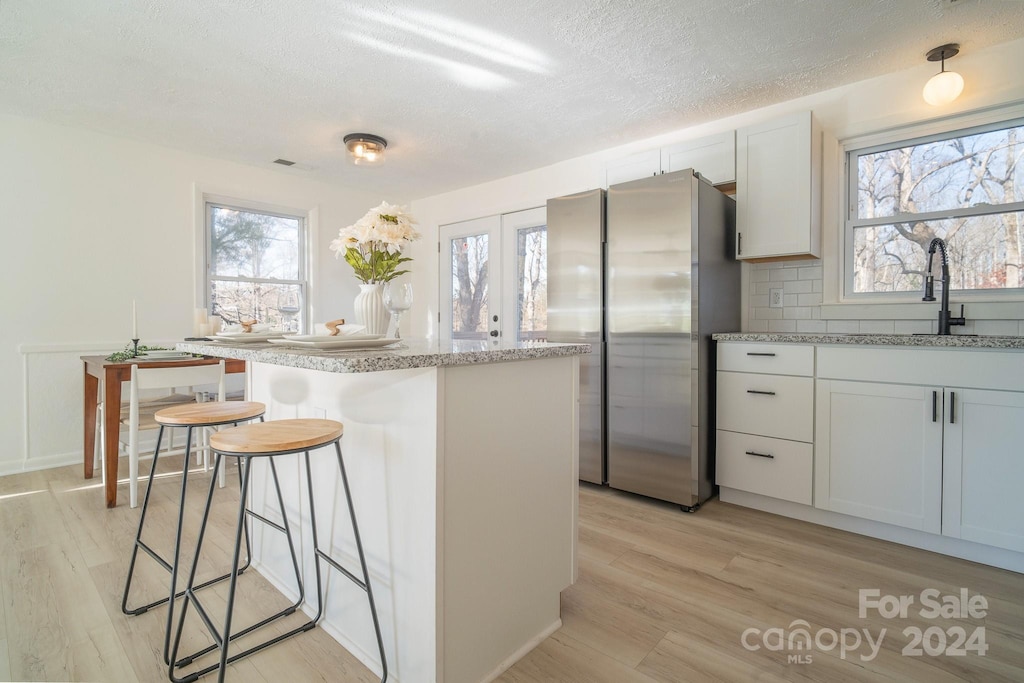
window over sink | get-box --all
[845,115,1024,300]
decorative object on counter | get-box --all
[383,282,414,339]
[922,43,963,106]
[193,307,223,337]
[331,201,421,336]
[240,319,258,333]
[325,318,346,336]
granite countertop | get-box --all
[712,332,1024,349]
[176,338,591,373]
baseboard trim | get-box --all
[479,618,562,683]
[719,487,1024,574]
[0,452,81,477]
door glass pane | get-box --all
[451,234,489,339]
[516,225,547,341]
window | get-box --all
[206,201,307,331]
[846,118,1024,299]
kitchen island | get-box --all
[176,338,589,683]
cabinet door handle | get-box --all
[746,390,776,396]
[932,391,937,423]
[738,232,743,256]
[949,391,956,424]
[745,450,774,459]
[746,352,776,357]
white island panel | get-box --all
[224,348,582,683]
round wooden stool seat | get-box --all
[210,418,344,456]
[155,401,266,427]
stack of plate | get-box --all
[268,334,398,350]
[211,330,287,343]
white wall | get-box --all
[409,37,1024,338]
[0,114,386,475]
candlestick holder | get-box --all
[132,338,140,357]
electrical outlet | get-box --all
[769,288,784,309]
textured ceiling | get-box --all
[2,0,1024,199]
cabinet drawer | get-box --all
[716,431,812,505]
[717,371,813,442]
[718,343,813,376]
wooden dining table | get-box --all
[81,354,247,508]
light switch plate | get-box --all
[770,288,784,308]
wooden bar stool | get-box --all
[169,418,387,683]
[121,400,267,666]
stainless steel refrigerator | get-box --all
[547,188,606,484]
[548,170,739,508]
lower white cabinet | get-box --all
[717,431,812,505]
[815,380,943,534]
[817,379,1024,553]
[943,388,1024,553]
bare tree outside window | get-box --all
[207,204,306,330]
[516,226,547,340]
[850,121,1023,295]
[451,234,489,338]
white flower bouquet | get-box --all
[330,201,421,283]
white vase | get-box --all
[354,283,391,335]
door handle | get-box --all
[745,450,774,459]
[489,330,499,337]
[949,391,955,424]
[746,352,776,357]
[746,390,776,396]
[932,391,937,423]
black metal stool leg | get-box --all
[169,453,224,683]
[334,441,388,683]
[122,425,167,616]
[215,454,253,683]
[161,425,193,663]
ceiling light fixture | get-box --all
[922,43,964,106]
[344,133,388,165]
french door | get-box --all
[439,207,547,342]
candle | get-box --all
[132,299,138,339]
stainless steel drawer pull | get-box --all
[746,390,776,396]
[745,450,774,459]
[746,352,776,357]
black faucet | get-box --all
[922,237,966,335]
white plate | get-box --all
[212,332,286,342]
[283,334,384,342]
[267,337,400,350]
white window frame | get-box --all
[195,190,315,333]
[822,102,1024,321]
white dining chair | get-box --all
[125,361,226,508]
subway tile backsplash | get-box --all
[746,259,1024,335]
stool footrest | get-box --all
[177,617,319,681]
[137,540,173,573]
[245,508,286,534]
[315,548,367,591]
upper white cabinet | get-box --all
[736,111,821,260]
[604,131,736,187]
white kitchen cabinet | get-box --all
[604,131,736,187]
[815,380,943,534]
[716,342,814,504]
[735,110,821,260]
[943,388,1024,553]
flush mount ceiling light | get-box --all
[343,133,387,165]
[922,43,964,106]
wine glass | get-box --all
[383,282,413,339]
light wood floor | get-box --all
[2,462,1022,682]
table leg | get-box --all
[84,367,98,479]
[104,368,122,508]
